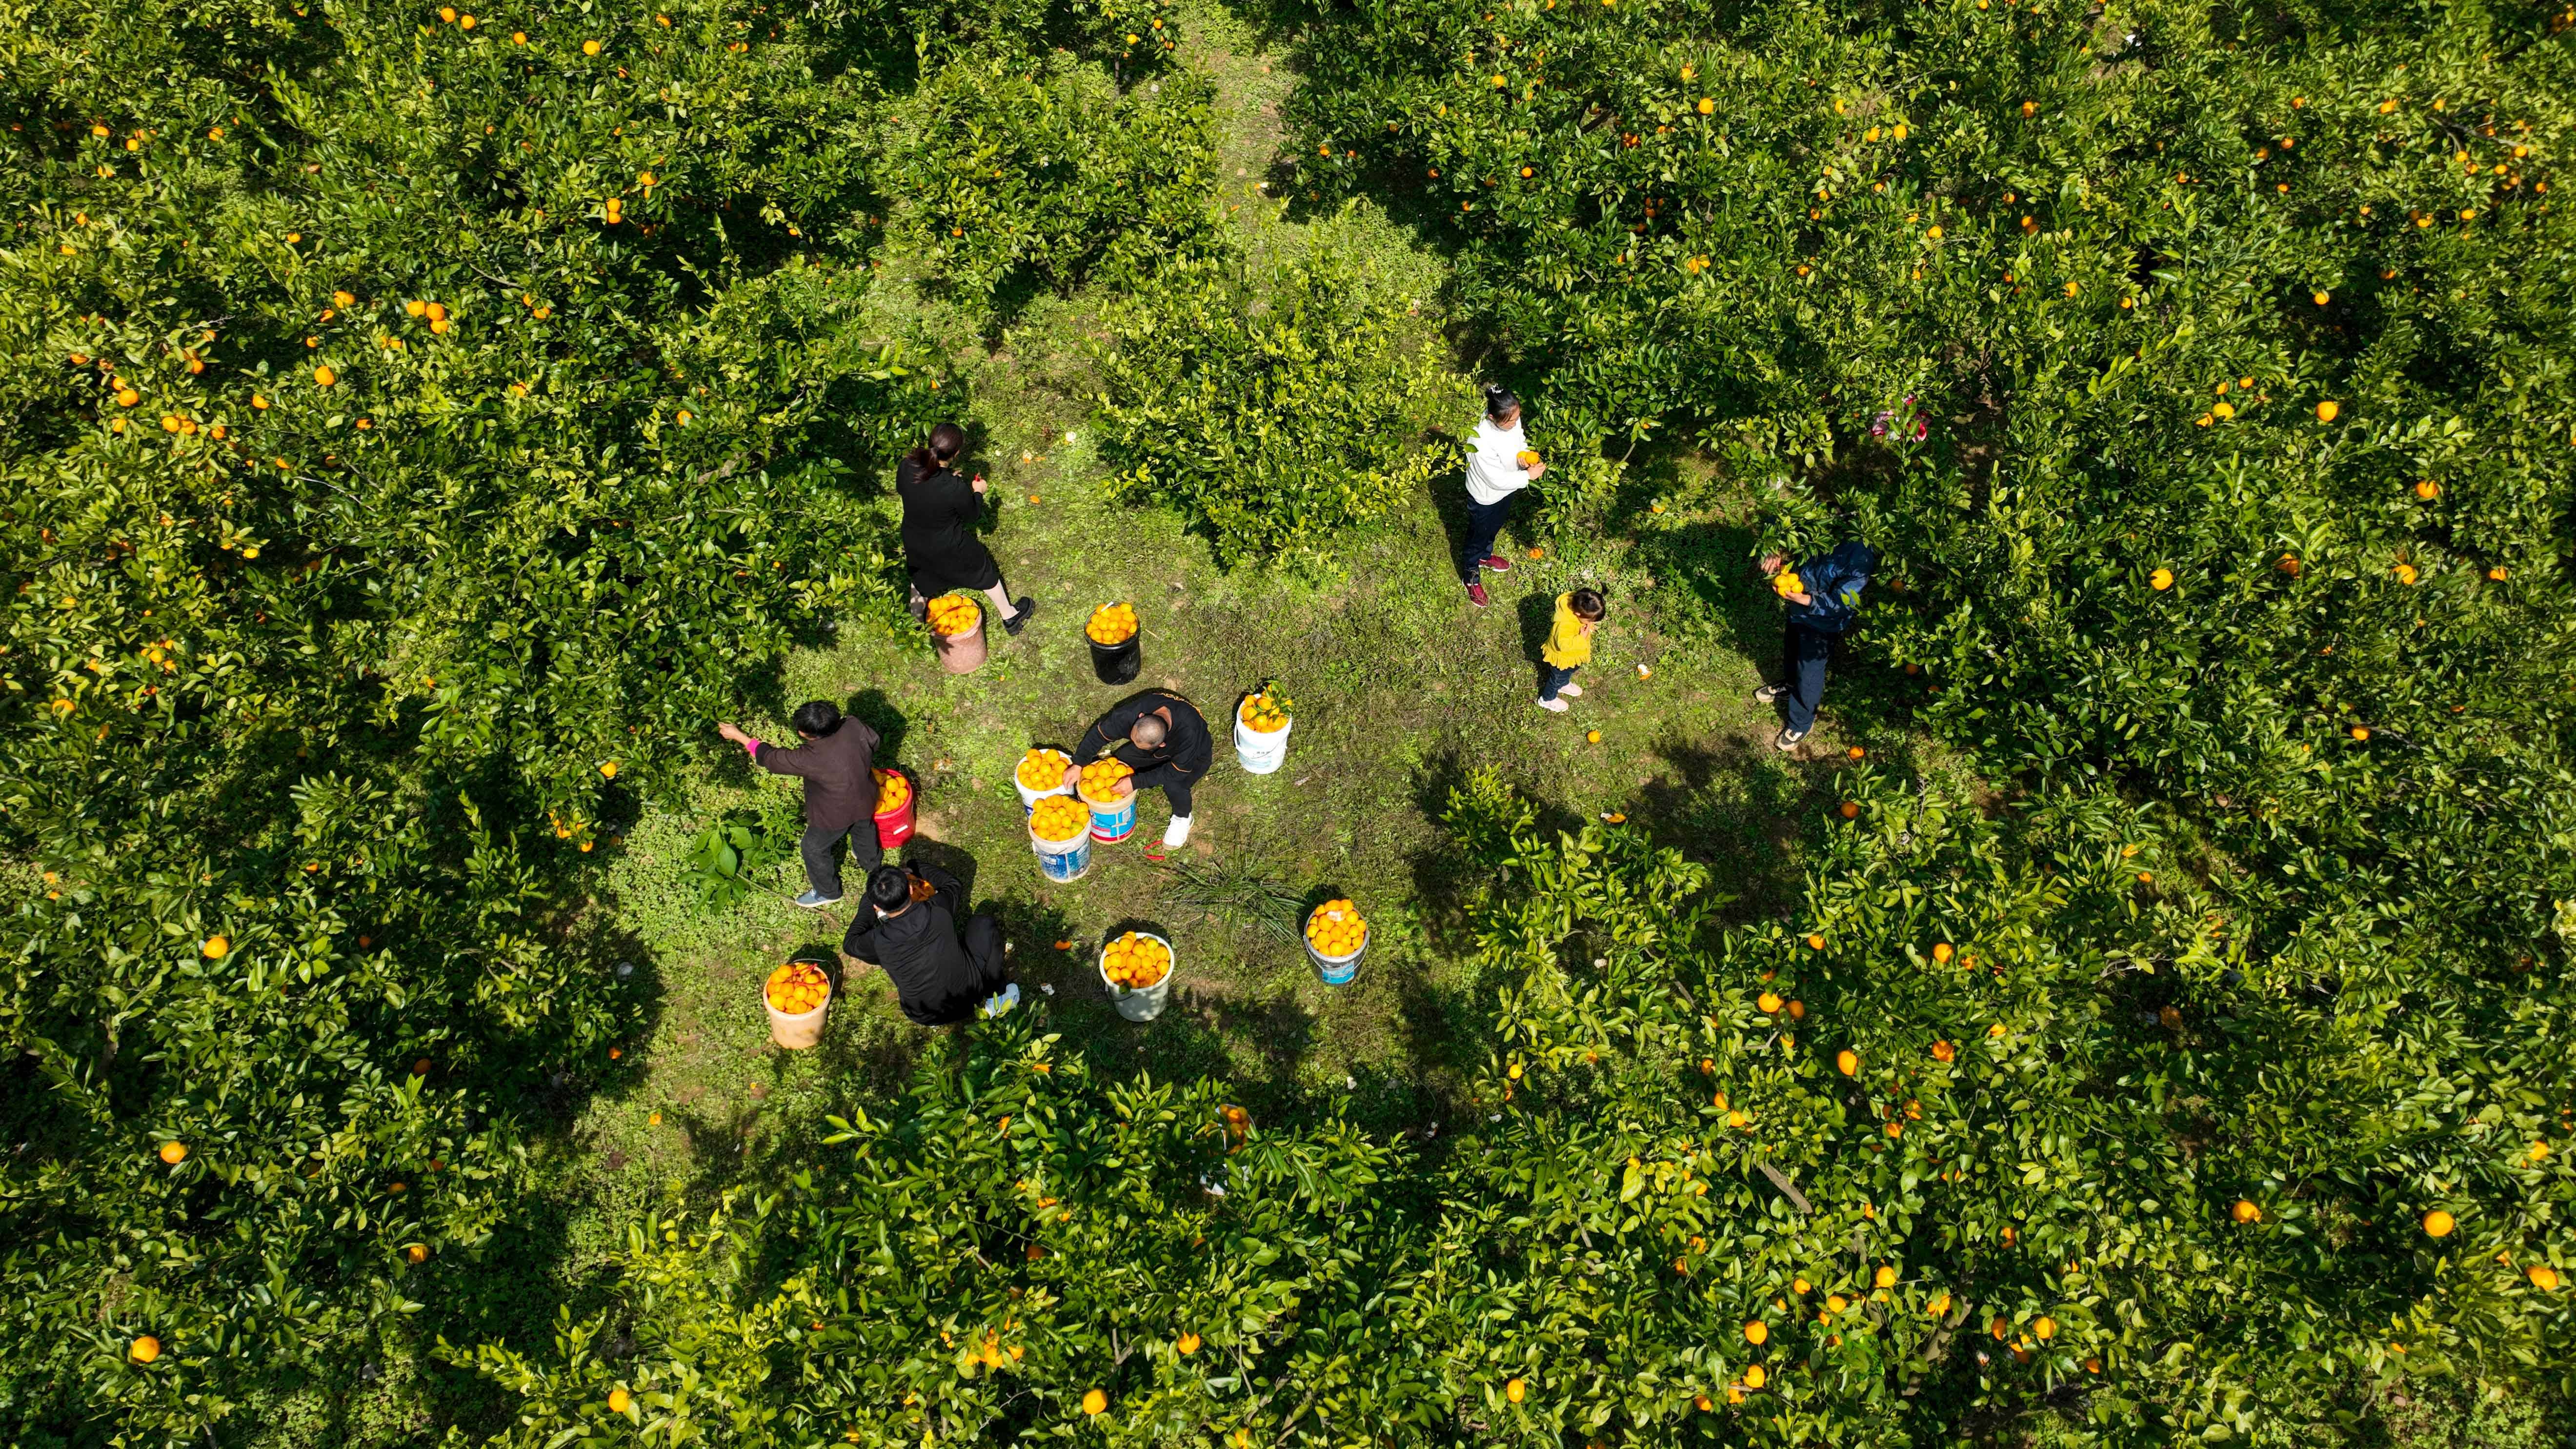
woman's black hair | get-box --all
[790,700,842,737]
[903,421,967,475]
[866,865,914,914]
[1569,587,1607,620]
[1482,382,1520,422]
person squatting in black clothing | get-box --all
[717,701,878,908]
[897,422,1036,635]
[1066,689,1210,858]
[842,863,1017,1026]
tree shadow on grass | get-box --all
[1629,730,1842,925]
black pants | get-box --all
[1782,621,1834,733]
[1130,762,1198,820]
[800,820,882,902]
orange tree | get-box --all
[1411,769,2573,1443]
[0,0,1208,1436]
[876,53,1224,324]
[1092,235,1472,567]
[1284,0,2576,943]
[452,1012,1445,1444]
[1288,2,2576,1429]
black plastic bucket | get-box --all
[1088,633,1141,685]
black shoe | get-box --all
[1002,598,1036,636]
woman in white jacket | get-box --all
[1460,383,1546,608]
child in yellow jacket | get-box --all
[1537,588,1605,713]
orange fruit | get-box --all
[608,1388,631,1413]
[2422,1209,2455,1238]
[1081,1388,1107,1414]
[201,934,230,959]
[2233,1199,2261,1223]
[313,365,335,387]
[2315,401,2339,422]
[2529,1265,2559,1291]
[1757,991,1782,1014]
[1504,1378,1526,1403]
[130,1335,161,1363]
[1931,1039,1954,1062]
[1742,1320,1767,1344]
[1176,1332,1201,1354]
[159,1141,187,1165]
[1835,1048,1859,1075]
[2150,567,2174,590]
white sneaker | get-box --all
[1538,697,1570,713]
[978,983,1021,1018]
[1754,684,1786,704]
[1558,684,1582,697]
[1163,814,1194,848]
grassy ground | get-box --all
[557,0,1888,1225]
[385,10,1906,1434]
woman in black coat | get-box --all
[898,422,1034,635]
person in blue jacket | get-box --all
[1756,541,1878,751]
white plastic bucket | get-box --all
[1100,931,1175,1023]
[1030,820,1092,883]
[1302,905,1366,986]
[1015,750,1073,813]
[1305,932,1365,986]
[1235,712,1292,775]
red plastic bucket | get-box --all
[873,768,916,849]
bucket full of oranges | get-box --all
[1235,686,1293,775]
[1099,930,1175,1022]
[1014,747,1073,813]
[1028,795,1093,882]
[764,957,834,1048]
[1078,758,1137,843]
[872,767,915,848]
[1085,603,1140,684]
[926,593,986,673]
[1303,900,1368,986]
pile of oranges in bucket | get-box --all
[1031,796,1088,841]
[765,960,830,1014]
[1102,931,1171,988]
[1016,747,1069,791]
[1306,900,1367,956]
[1086,603,1138,644]
[1078,758,1132,802]
[873,768,909,812]
[1239,687,1291,733]
[927,594,981,636]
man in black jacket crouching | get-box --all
[842,863,1015,1026]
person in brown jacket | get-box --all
[717,700,880,907]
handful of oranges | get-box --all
[873,768,910,813]
[926,594,980,636]
[1240,687,1291,733]
[765,960,830,1015]
[1772,570,1806,598]
[1016,747,1070,791]
[1086,602,1138,644]
[1515,449,1541,468]
[1306,900,1367,957]
[1101,931,1171,988]
[1077,758,1132,803]
[1030,795,1089,841]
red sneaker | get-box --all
[1466,582,1490,608]
[1481,554,1513,573]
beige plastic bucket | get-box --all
[765,967,833,1049]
